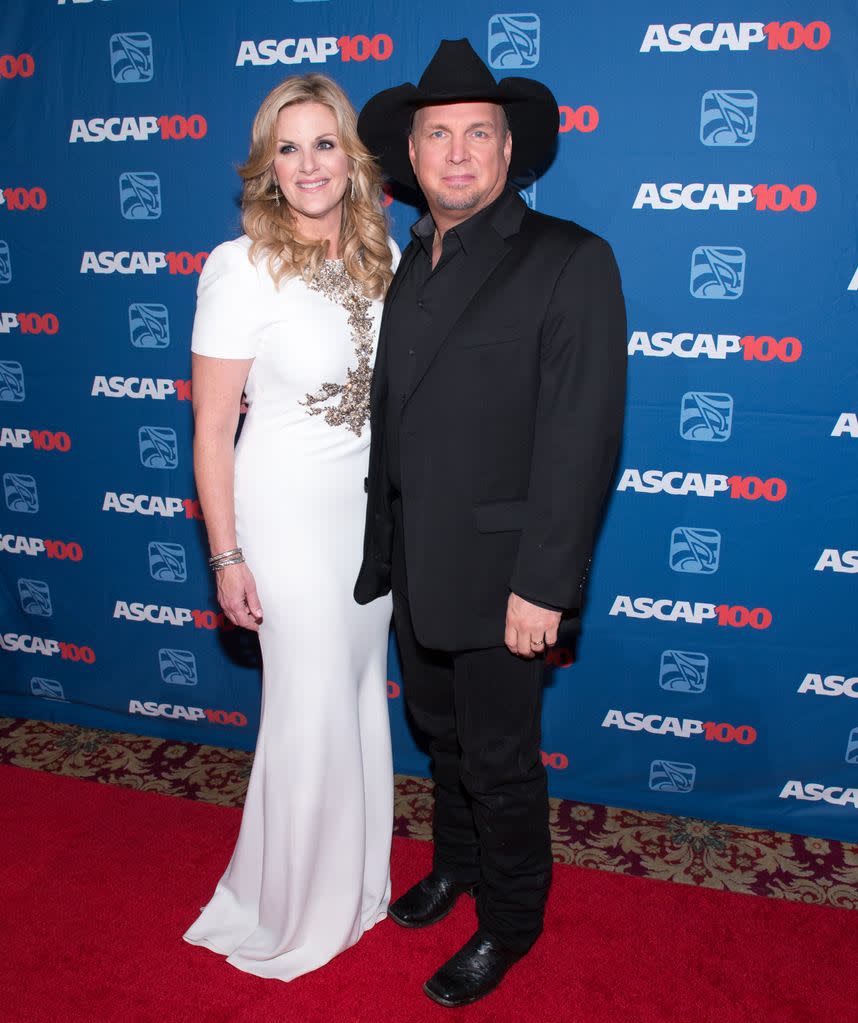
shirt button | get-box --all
[417,300,426,310]
[408,349,415,357]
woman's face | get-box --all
[272,101,351,237]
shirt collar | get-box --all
[410,185,519,256]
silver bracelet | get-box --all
[208,547,241,566]
[212,555,245,572]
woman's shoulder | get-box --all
[204,234,255,271]
[199,235,269,292]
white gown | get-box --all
[183,235,397,981]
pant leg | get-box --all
[453,646,552,952]
[392,590,480,883]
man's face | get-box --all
[408,102,512,222]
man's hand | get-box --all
[505,593,562,658]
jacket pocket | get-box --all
[473,498,527,533]
[459,333,521,350]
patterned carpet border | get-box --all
[2,716,856,909]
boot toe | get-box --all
[423,929,523,1008]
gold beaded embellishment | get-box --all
[298,261,374,437]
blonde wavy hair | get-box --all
[239,74,393,299]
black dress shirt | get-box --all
[385,188,512,493]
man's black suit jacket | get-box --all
[355,189,627,652]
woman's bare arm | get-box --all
[192,351,263,629]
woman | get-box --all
[183,74,398,981]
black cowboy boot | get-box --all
[423,928,524,1007]
[388,872,478,928]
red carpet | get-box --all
[2,764,855,1023]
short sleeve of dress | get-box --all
[388,236,402,273]
[191,239,264,360]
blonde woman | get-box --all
[183,74,398,981]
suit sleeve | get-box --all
[510,235,627,611]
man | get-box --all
[356,39,626,1007]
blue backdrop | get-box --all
[1,1,857,841]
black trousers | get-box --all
[393,588,552,952]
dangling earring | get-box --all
[273,181,281,207]
[350,177,356,202]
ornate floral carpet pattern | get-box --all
[3,715,856,909]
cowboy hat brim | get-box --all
[358,76,559,187]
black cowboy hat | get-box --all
[357,38,558,187]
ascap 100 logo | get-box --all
[0,54,35,79]
[832,412,858,437]
[129,699,248,726]
[618,470,787,503]
[114,600,234,631]
[628,329,802,362]
[641,22,830,53]
[0,313,60,336]
[91,376,190,400]
[798,672,858,699]
[0,632,96,662]
[558,105,598,134]
[70,115,207,144]
[1,427,71,452]
[1,187,47,211]
[103,492,202,519]
[610,596,773,630]
[81,250,208,275]
[814,549,858,574]
[603,709,756,745]
[236,33,393,66]
[2,535,83,560]
[540,751,568,770]
[634,182,816,213]
[780,781,858,809]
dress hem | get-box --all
[181,902,390,983]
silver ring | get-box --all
[532,638,544,646]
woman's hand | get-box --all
[216,562,264,632]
